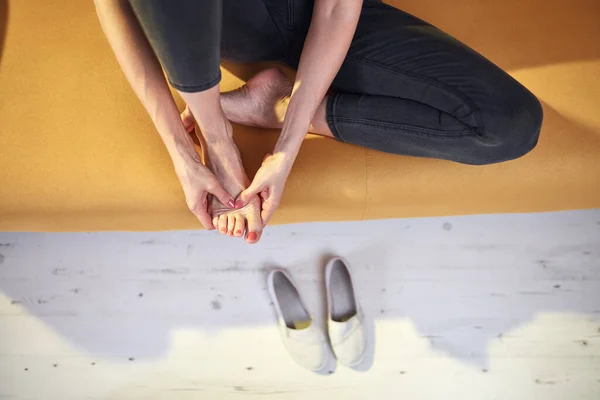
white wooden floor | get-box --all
[0,210,599,399]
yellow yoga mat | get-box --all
[0,0,599,231]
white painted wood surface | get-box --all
[0,210,599,399]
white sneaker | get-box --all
[267,269,328,371]
[325,257,366,367]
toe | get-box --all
[234,216,245,237]
[227,214,236,236]
[245,210,263,244]
[212,216,218,230]
[218,214,228,234]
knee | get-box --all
[471,92,543,165]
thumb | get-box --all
[207,181,236,209]
[239,180,264,205]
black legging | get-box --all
[129,0,543,165]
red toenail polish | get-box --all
[235,230,242,235]
[247,232,257,241]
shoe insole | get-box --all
[273,272,311,330]
[330,261,357,323]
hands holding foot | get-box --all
[238,152,294,227]
[179,68,302,244]
[180,107,269,244]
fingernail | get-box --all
[247,232,257,241]
[227,200,235,208]
[234,199,244,209]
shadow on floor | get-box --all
[0,209,599,372]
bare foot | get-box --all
[181,67,333,137]
[182,68,292,132]
[222,68,293,129]
[210,197,263,244]
[197,121,263,244]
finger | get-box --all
[234,197,245,209]
[260,196,279,226]
[233,215,245,237]
[239,180,264,205]
[227,214,236,236]
[181,106,195,132]
[193,205,215,230]
[218,214,228,234]
[260,187,270,201]
[207,181,236,209]
[261,209,275,227]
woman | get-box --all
[94,0,543,244]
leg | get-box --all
[182,0,301,134]
[172,0,331,136]
[242,0,543,165]
[128,0,222,92]
[193,66,332,137]
[321,1,543,165]
[129,0,263,242]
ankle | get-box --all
[196,112,233,144]
[178,86,233,142]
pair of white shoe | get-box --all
[267,257,366,371]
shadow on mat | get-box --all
[0,0,8,66]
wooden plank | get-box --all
[0,210,599,399]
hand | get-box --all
[175,157,236,230]
[239,152,294,226]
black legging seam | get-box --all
[333,116,477,139]
[258,0,294,62]
[345,54,485,134]
[326,93,344,141]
